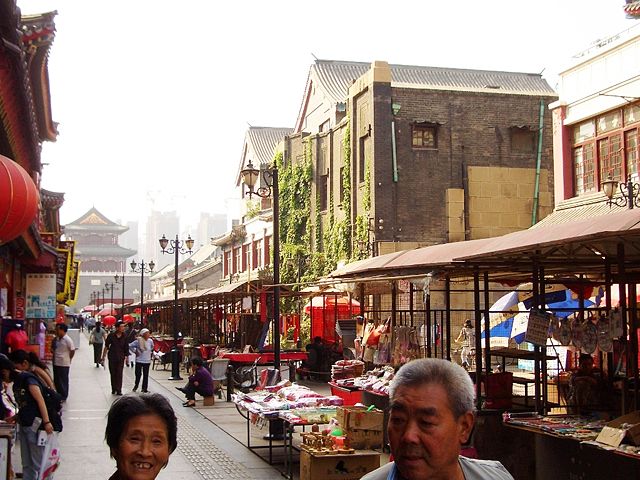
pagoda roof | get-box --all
[75,245,137,258]
[40,189,64,209]
[65,207,128,233]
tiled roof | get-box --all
[247,127,293,166]
[65,207,126,231]
[533,191,627,228]
[310,59,556,104]
[74,245,136,257]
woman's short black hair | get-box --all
[105,393,178,457]
[56,323,68,332]
[190,357,203,368]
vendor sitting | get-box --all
[305,336,329,380]
[176,357,214,407]
[567,353,606,414]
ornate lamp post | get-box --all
[602,174,640,209]
[130,259,155,327]
[158,234,194,380]
[104,282,116,315]
[114,272,125,319]
[240,159,281,370]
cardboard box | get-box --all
[299,449,380,480]
[336,406,384,449]
[337,406,384,431]
[596,411,640,447]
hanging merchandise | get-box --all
[581,321,597,354]
[609,308,623,338]
[557,319,572,346]
[596,317,613,353]
[571,318,584,349]
[374,333,391,365]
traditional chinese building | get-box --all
[64,207,136,273]
[0,5,69,328]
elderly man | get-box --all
[101,320,129,395]
[362,358,513,480]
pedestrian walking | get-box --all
[102,321,129,395]
[0,355,59,480]
[130,328,153,393]
[89,321,107,367]
[52,323,75,401]
[125,322,138,368]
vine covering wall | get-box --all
[277,123,371,286]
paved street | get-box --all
[47,333,283,479]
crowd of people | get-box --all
[0,319,183,480]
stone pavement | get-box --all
[51,333,283,480]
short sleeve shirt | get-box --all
[5,330,28,351]
[53,334,75,367]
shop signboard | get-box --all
[26,274,56,319]
[525,309,550,346]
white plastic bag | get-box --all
[38,432,60,480]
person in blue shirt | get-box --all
[130,328,154,393]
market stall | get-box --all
[232,382,383,479]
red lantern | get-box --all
[0,155,39,244]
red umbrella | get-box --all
[81,305,98,313]
[98,307,117,316]
[102,315,117,327]
[123,314,135,324]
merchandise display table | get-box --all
[220,351,307,365]
[503,413,640,479]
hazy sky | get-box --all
[19,0,635,231]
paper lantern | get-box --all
[0,155,39,244]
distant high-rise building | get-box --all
[196,212,227,247]
[118,220,139,263]
[145,210,179,271]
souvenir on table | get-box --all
[581,321,597,354]
[596,318,613,353]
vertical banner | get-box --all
[26,274,56,319]
[66,260,80,305]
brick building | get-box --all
[280,60,558,269]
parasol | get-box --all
[97,307,118,317]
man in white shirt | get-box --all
[53,323,75,400]
[361,358,513,480]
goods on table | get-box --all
[331,360,364,380]
[332,366,395,396]
[300,431,354,455]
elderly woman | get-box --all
[106,393,177,480]
[130,328,154,393]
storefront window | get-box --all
[573,121,595,143]
[597,111,622,134]
[625,129,639,177]
[574,144,595,194]
[598,134,623,181]
[624,104,640,125]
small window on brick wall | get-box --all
[412,123,437,149]
[319,175,328,211]
[510,127,536,154]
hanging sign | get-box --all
[525,309,551,346]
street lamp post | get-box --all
[240,159,281,370]
[159,234,194,381]
[105,282,116,315]
[114,272,125,320]
[602,174,640,209]
[130,259,155,327]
